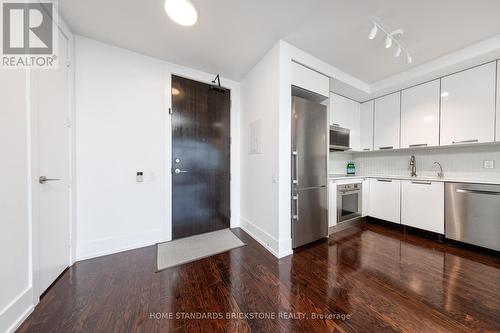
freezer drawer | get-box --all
[445,182,500,251]
[292,186,328,248]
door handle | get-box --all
[292,151,298,185]
[39,176,61,184]
[456,189,500,196]
[292,194,299,222]
[174,168,188,174]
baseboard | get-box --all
[240,217,284,258]
[77,228,167,261]
[0,287,34,333]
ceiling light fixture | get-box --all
[368,20,412,65]
[394,45,402,57]
[368,23,378,40]
[164,0,198,26]
[385,35,392,49]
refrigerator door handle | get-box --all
[292,194,299,221]
[292,151,298,185]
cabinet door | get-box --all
[497,61,500,142]
[401,181,444,234]
[401,80,440,148]
[440,62,496,145]
[362,178,370,216]
[374,92,401,150]
[368,179,400,223]
[330,93,361,150]
[360,101,374,151]
[291,62,329,97]
[328,180,337,227]
[330,93,353,128]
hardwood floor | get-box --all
[18,223,500,332]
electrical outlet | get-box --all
[483,160,495,169]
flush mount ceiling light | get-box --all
[368,20,412,65]
[164,0,198,26]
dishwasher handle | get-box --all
[456,189,500,196]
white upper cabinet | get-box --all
[330,93,361,150]
[291,62,329,97]
[374,92,401,150]
[440,62,496,146]
[360,100,374,151]
[401,80,440,148]
[401,181,444,234]
[497,61,500,142]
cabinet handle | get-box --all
[377,179,393,182]
[363,148,371,151]
[409,143,428,148]
[331,123,340,127]
[379,146,393,150]
[452,139,478,144]
[411,181,432,185]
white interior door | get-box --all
[35,30,71,294]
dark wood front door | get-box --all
[171,75,230,239]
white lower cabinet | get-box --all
[401,180,444,234]
[368,178,400,223]
[362,178,370,216]
[328,180,337,227]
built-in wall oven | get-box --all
[337,182,362,223]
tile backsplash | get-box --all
[350,144,500,181]
[329,152,353,175]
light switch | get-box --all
[136,171,144,182]
[484,160,495,169]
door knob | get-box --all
[39,176,61,184]
[174,168,188,174]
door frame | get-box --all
[164,72,240,241]
[29,19,75,303]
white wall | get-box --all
[240,43,281,255]
[0,71,34,332]
[75,36,240,260]
[354,144,500,181]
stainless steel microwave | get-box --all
[329,125,350,151]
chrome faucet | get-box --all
[409,155,417,177]
[432,161,444,178]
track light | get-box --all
[368,23,378,40]
[394,46,402,57]
[368,20,412,65]
[385,35,392,48]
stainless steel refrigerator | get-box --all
[291,92,328,248]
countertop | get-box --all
[328,174,500,186]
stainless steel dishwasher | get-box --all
[445,182,500,251]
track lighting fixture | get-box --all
[368,20,412,65]
[385,35,392,49]
[394,46,402,57]
[368,23,378,40]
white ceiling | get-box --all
[60,0,500,86]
